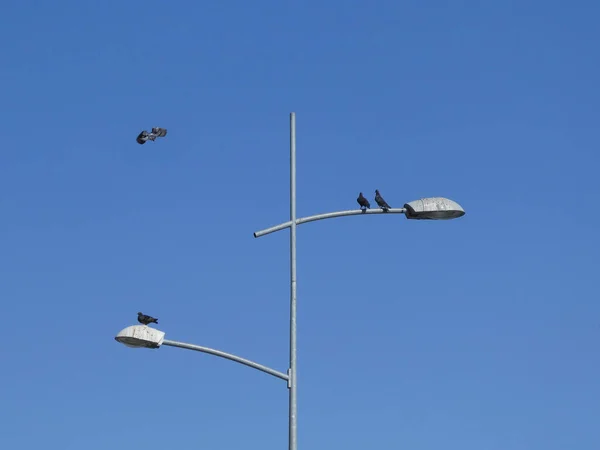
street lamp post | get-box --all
[114,324,289,381]
[115,112,466,450]
[288,113,298,450]
[253,114,465,450]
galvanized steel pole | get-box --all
[161,339,289,381]
[289,112,298,450]
[253,208,408,238]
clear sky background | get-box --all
[1,1,598,449]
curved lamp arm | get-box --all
[162,339,289,383]
[254,208,407,238]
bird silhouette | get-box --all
[375,189,391,212]
[136,127,168,144]
[137,312,158,326]
[357,192,371,212]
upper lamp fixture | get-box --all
[403,197,465,220]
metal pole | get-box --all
[253,208,408,238]
[161,339,289,382]
[289,112,298,450]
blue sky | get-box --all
[1,1,599,449]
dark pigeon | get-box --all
[357,192,371,211]
[136,127,168,145]
[138,312,158,325]
[375,189,391,212]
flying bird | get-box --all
[357,192,371,211]
[375,189,391,212]
[136,127,168,145]
[137,312,158,325]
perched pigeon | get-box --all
[357,192,371,211]
[136,127,168,145]
[137,312,158,325]
[375,189,391,212]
